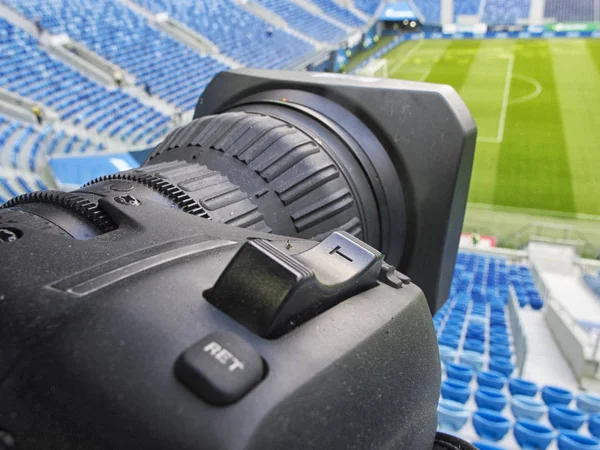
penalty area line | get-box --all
[496,54,514,143]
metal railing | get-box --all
[508,284,528,377]
[529,262,600,381]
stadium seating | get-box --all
[454,0,482,18]
[434,252,600,448]
[130,0,315,69]
[482,0,531,25]
[0,172,48,203]
[0,19,169,143]
[0,113,104,172]
[1,0,230,111]
[583,273,600,298]
[253,0,347,42]
[411,0,441,24]
[544,0,597,23]
[308,0,366,27]
[354,0,384,15]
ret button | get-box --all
[174,332,264,405]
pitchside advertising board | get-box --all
[388,20,600,40]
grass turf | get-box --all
[380,38,600,217]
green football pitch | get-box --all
[380,38,600,218]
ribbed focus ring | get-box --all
[2,190,117,233]
[144,112,364,240]
[84,166,210,219]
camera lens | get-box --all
[138,95,406,266]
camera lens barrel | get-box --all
[142,107,389,253]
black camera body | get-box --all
[0,70,476,449]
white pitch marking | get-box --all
[388,40,424,74]
[495,54,515,144]
[509,74,543,105]
[418,68,432,82]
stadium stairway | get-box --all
[128,0,317,69]
[117,0,243,70]
[1,0,232,111]
[0,19,172,146]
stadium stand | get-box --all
[411,0,441,24]
[354,0,384,15]
[544,0,599,23]
[0,113,103,172]
[130,0,315,69]
[309,0,366,27]
[0,18,170,144]
[434,252,600,448]
[0,0,230,111]
[0,173,48,203]
[253,0,348,42]
[454,0,482,18]
[482,0,531,25]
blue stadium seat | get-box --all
[454,0,482,19]
[482,0,530,25]
[437,399,470,432]
[309,0,366,27]
[354,0,384,15]
[0,113,106,172]
[1,0,230,109]
[411,0,441,24]
[545,0,596,22]
[254,0,347,42]
[0,176,19,198]
[513,420,556,450]
[129,0,314,69]
[0,19,169,140]
[0,173,47,200]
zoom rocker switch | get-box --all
[205,232,386,338]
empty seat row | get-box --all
[1,0,229,109]
[482,0,531,25]
[454,0,481,18]
[309,0,366,27]
[544,0,599,23]
[254,0,347,42]
[0,173,48,204]
[0,19,169,143]
[0,113,105,173]
[411,0,441,24]
[354,0,384,15]
[131,0,315,69]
